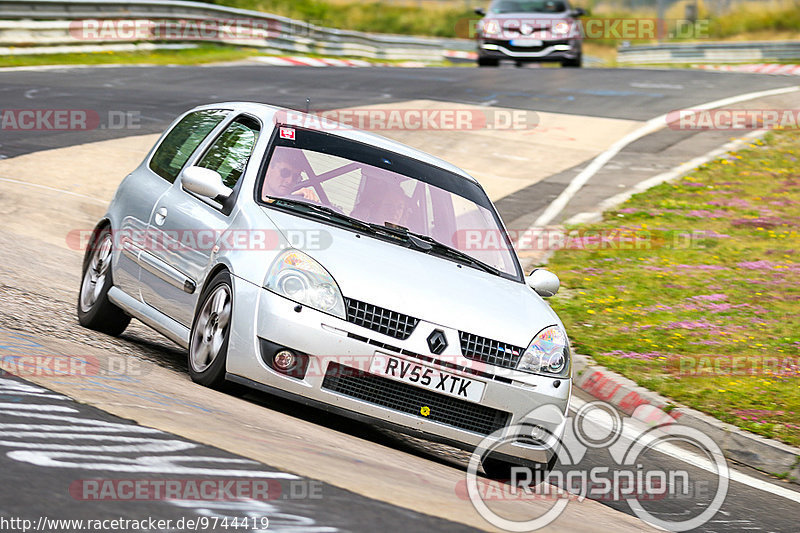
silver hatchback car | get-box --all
[475,0,585,67]
[78,102,571,477]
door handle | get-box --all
[154,206,168,226]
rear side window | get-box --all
[196,115,261,189]
[149,109,228,183]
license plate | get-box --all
[510,39,543,47]
[370,353,485,403]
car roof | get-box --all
[192,101,480,185]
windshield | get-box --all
[258,132,520,279]
[489,0,568,14]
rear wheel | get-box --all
[477,56,500,67]
[188,271,233,389]
[77,226,130,336]
[561,55,582,67]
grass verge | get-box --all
[0,45,261,68]
[203,0,474,37]
[547,129,800,446]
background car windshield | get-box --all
[489,0,567,14]
[261,145,518,276]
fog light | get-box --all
[530,425,548,441]
[274,350,296,370]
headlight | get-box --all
[482,20,501,36]
[517,325,571,378]
[551,21,570,35]
[264,250,346,319]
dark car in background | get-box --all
[474,0,585,67]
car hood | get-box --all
[487,12,570,21]
[262,208,562,347]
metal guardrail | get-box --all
[0,0,475,60]
[617,40,800,64]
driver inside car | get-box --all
[350,172,410,227]
[262,157,320,202]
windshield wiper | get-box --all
[267,198,420,243]
[372,223,504,277]
[267,197,374,232]
[267,198,504,277]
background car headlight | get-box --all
[265,250,346,319]
[551,21,570,35]
[517,325,571,378]
[482,20,501,36]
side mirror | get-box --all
[474,7,486,16]
[526,269,560,297]
[181,166,232,200]
[570,7,586,17]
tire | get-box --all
[561,55,582,68]
[481,453,557,485]
[188,271,233,389]
[477,56,499,67]
[77,226,131,336]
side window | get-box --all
[196,116,261,189]
[149,109,228,183]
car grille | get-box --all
[345,298,419,340]
[484,38,570,54]
[459,331,525,370]
[322,363,510,436]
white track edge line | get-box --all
[570,396,800,504]
[520,85,800,241]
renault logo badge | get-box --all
[427,330,448,355]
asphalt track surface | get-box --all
[1,64,798,159]
[0,372,480,533]
[1,64,800,532]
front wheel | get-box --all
[561,55,582,67]
[77,226,130,336]
[477,56,500,67]
[188,271,233,388]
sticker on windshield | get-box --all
[279,127,295,140]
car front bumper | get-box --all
[478,38,581,62]
[226,278,571,465]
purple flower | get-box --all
[686,209,731,218]
[707,198,751,208]
[674,264,729,271]
[688,294,728,302]
[769,199,794,206]
[659,320,714,330]
[732,216,793,228]
[737,260,776,270]
[601,350,662,360]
